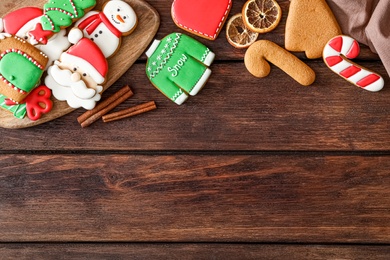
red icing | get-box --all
[328,36,343,52]
[340,65,361,78]
[29,23,53,44]
[325,56,343,67]
[357,74,381,88]
[78,12,122,38]
[24,85,53,121]
[345,40,360,59]
[172,0,232,40]
[4,98,17,106]
[2,7,43,35]
[66,38,108,78]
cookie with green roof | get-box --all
[145,33,215,105]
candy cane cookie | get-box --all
[244,40,316,86]
[323,35,384,92]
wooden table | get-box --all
[1,0,390,258]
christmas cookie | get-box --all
[145,33,215,105]
[285,0,341,59]
[29,0,96,44]
[45,36,108,110]
[71,0,138,58]
[0,94,27,119]
[323,35,384,92]
[0,33,49,103]
[0,7,71,68]
[2,85,53,121]
[245,40,316,86]
[171,0,232,40]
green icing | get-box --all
[146,33,211,102]
[0,52,43,93]
[42,0,96,32]
[0,94,26,119]
[73,0,97,10]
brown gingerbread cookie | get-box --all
[245,40,316,86]
[0,34,48,103]
[285,0,342,59]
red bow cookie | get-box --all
[24,85,53,121]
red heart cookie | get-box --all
[171,0,232,40]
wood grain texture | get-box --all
[0,0,389,256]
[1,243,389,259]
[0,0,159,129]
[0,154,389,242]
[1,62,389,151]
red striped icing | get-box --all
[356,74,380,88]
[328,36,343,52]
[325,56,343,67]
[345,40,360,59]
[340,65,361,78]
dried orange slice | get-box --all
[242,0,282,33]
[226,13,259,48]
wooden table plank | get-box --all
[1,154,389,242]
[1,243,389,259]
[2,61,389,151]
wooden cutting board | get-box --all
[0,0,159,128]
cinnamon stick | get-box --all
[102,101,157,123]
[78,85,133,128]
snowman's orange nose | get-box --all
[116,15,125,23]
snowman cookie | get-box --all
[70,0,138,58]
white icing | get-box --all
[189,68,211,96]
[364,77,385,92]
[68,28,84,44]
[103,0,137,33]
[330,59,352,74]
[35,29,71,69]
[203,51,215,67]
[46,65,102,110]
[348,69,371,84]
[0,33,11,40]
[174,91,188,105]
[86,23,120,58]
[0,18,3,32]
[145,39,160,57]
[341,36,354,56]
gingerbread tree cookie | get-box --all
[285,0,341,59]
